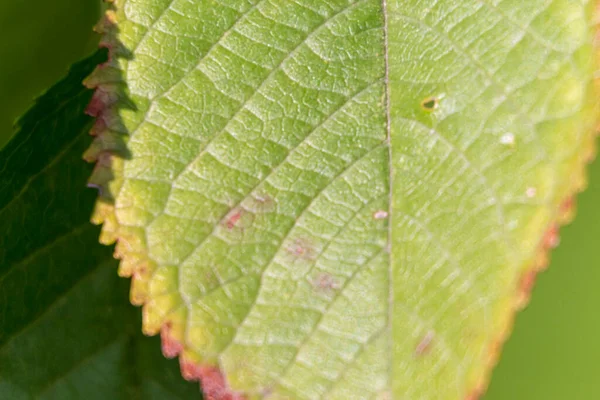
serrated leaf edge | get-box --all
[83,1,243,398]
[83,1,600,399]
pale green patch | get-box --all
[88,0,599,398]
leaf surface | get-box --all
[88,1,599,398]
[0,51,201,400]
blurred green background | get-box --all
[0,1,598,398]
[0,0,100,148]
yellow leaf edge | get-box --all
[466,8,600,397]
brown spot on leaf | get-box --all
[414,330,435,357]
[136,265,147,276]
[420,96,438,112]
[203,268,219,288]
[223,209,244,230]
[286,238,316,260]
[180,360,246,400]
[311,273,340,291]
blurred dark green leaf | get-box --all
[0,51,201,400]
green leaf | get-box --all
[88,1,599,398]
[0,51,201,400]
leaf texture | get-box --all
[0,51,201,400]
[87,1,599,398]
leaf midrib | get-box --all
[381,0,394,393]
